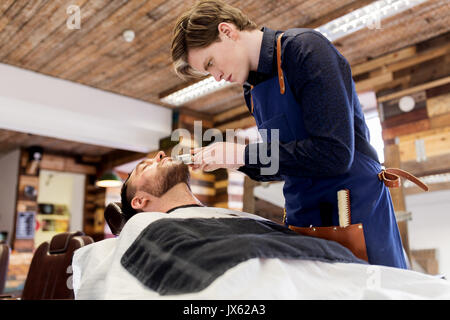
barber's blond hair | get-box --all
[171,0,257,80]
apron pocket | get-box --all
[259,113,295,143]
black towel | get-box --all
[121,217,366,295]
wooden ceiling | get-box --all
[0,128,114,158]
[1,0,449,116]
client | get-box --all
[72,151,450,300]
[117,151,366,294]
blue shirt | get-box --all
[238,27,379,181]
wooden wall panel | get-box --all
[381,107,428,130]
[398,127,450,162]
[228,170,245,211]
[40,154,96,175]
[382,119,431,141]
[427,92,450,117]
[381,91,426,119]
[189,170,215,207]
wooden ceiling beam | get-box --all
[384,43,450,74]
[355,72,393,92]
[374,55,449,97]
[352,46,417,76]
[378,76,450,103]
[401,153,450,178]
[353,39,450,95]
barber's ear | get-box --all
[218,22,234,40]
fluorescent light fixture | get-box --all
[315,0,427,42]
[161,0,426,106]
[161,77,232,106]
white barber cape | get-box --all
[72,206,450,299]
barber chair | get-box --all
[0,243,10,294]
[104,202,126,236]
[21,231,94,300]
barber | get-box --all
[171,0,424,268]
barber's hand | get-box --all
[191,142,246,172]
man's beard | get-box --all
[140,161,190,197]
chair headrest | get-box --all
[104,202,126,236]
[49,231,84,254]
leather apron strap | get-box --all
[277,33,285,95]
[378,168,429,191]
[250,85,254,114]
[249,32,285,114]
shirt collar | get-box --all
[245,27,277,86]
[165,204,204,214]
[256,26,277,74]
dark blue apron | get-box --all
[249,33,407,269]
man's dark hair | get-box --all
[120,174,139,221]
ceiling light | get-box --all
[315,0,427,42]
[161,77,232,106]
[95,171,123,188]
[398,96,415,112]
[161,0,426,106]
[123,30,135,42]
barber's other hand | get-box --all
[191,142,246,172]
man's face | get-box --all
[129,151,190,198]
[187,24,250,85]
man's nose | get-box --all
[211,70,223,82]
[153,151,166,162]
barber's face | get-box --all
[187,23,249,85]
[130,151,190,198]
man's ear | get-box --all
[131,192,150,210]
[218,22,236,40]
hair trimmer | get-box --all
[173,154,193,164]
